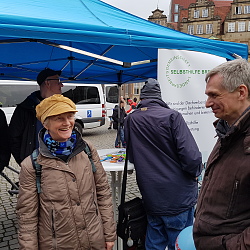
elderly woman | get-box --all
[16,94,116,250]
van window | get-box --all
[106,85,118,103]
[0,84,38,107]
[62,86,100,104]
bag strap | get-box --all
[31,149,42,194]
[30,140,96,194]
[120,115,131,206]
[83,142,96,173]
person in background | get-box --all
[107,117,113,130]
[16,94,116,250]
[112,96,127,148]
[133,97,138,104]
[0,109,11,174]
[124,78,202,250]
[126,98,137,114]
[193,59,250,249]
[9,68,63,165]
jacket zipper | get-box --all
[226,180,239,218]
[51,209,57,249]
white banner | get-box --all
[158,49,226,162]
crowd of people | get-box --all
[0,58,250,250]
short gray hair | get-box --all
[205,59,250,93]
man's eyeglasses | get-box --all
[46,78,61,83]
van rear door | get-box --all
[105,84,119,118]
[62,84,106,129]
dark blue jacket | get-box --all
[0,109,11,172]
[124,99,202,216]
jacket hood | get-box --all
[140,78,162,100]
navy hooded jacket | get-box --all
[124,99,202,216]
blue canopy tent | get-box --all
[0,0,248,84]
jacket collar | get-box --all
[137,98,170,109]
[215,106,250,139]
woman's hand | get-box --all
[105,241,114,250]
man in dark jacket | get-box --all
[124,78,202,250]
[9,68,63,165]
[193,59,250,250]
[0,109,11,173]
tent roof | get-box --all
[0,0,247,84]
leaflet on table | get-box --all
[100,149,126,163]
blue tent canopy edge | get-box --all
[0,0,247,84]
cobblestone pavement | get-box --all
[0,121,140,249]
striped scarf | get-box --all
[43,130,77,156]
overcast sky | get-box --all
[101,0,170,20]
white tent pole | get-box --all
[37,40,124,66]
[37,40,157,68]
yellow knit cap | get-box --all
[36,94,78,123]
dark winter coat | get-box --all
[0,109,11,172]
[9,91,43,165]
[193,108,250,250]
[124,99,202,216]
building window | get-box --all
[124,84,129,97]
[248,21,250,31]
[228,22,235,32]
[134,83,140,95]
[238,22,245,32]
[202,9,208,17]
[174,14,178,22]
[206,24,213,34]
[174,4,179,13]
[194,10,199,18]
[188,25,194,34]
[134,82,144,95]
[235,6,242,14]
[244,5,250,14]
[197,25,203,34]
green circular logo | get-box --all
[166,55,210,88]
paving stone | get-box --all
[0,241,8,247]
[0,247,9,250]
[3,236,12,241]
[9,238,18,245]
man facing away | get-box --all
[124,78,202,250]
[9,68,63,165]
[193,59,250,250]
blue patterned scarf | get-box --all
[43,130,77,156]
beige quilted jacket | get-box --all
[16,135,116,250]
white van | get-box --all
[0,81,106,131]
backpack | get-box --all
[31,142,96,194]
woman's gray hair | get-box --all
[43,117,50,127]
[205,58,250,93]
